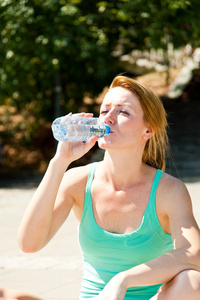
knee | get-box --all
[0,286,7,299]
[163,270,200,300]
[176,270,200,294]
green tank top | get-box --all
[78,163,174,299]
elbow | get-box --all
[17,233,41,253]
[17,222,48,253]
[18,241,41,253]
[18,244,37,254]
[17,239,36,253]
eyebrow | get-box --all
[101,103,134,110]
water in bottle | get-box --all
[51,115,110,142]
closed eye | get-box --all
[120,110,129,115]
[100,110,109,115]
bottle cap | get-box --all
[105,125,111,136]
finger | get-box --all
[74,113,94,118]
[83,136,98,151]
[61,113,73,123]
[84,113,94,118]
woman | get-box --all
[18,76,200,299]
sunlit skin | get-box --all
[96,87,154,197]
[98,87,152,152]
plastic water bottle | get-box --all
[51,115,110,142]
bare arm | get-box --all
[17,125,98,253]
[97,176,200,299]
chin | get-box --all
[98,138,112,150]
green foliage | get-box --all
[0,0,120,119]
[0,0,200,121]
[108,0,200,52]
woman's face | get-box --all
[98,87,150,150]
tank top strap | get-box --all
[149,169,163,201]
[81,163,96,225]
[144,169,164,234]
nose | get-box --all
[103,110,116,125]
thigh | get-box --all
[150,270,200,300]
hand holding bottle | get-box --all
[53,113,100,164]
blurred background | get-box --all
[1,0,200,184]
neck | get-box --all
[101,148,147,190]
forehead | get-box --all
[102,87,139,106]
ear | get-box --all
[142,125,154,140]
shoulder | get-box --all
[157,171,192,216]
[59,163,96,200]
[155,172,197,235]
[62,163,94,187]
[159,172,190,199]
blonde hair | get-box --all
[110,75,169,171]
